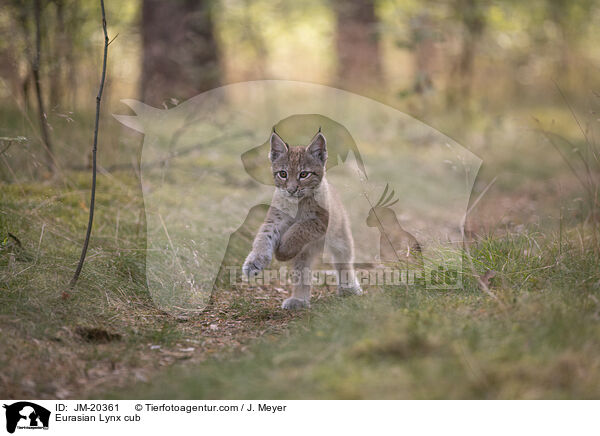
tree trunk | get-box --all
[141,0,220,106]
[447,0,485,107]
[334,0,381,90]
[411,13,436,95]
[49,0,66,112]
[32,0,55,172]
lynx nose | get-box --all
[287,186,298,195]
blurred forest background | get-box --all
[1,0,600,399]
[1,0,599,180]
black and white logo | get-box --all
[3,402,50,434]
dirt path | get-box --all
[0,282,319,399]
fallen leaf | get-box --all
[478,270,497,289]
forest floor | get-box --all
[0,173,298,398]
[2,165,599,399]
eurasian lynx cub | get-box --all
[242,130,363,309]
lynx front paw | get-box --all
[281,297,310,310]
[242,251,272,278]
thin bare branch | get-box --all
[466,175,497,217]
[534,127,592,196]
[68,0,109,293]
[107,32,120,46]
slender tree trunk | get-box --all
[447,0,485,108]
[334,0,381,90]
[49,0,66,111]
[411,13,436,95]
[32,0,55,172]
[141,0,220,106]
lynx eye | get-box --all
[277,171,288,179]
[299,171,310,179]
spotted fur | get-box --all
[243,130,362,309]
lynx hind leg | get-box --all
[330,235,363,297]
[334,262,363,296]
[281,241,320,310]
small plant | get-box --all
[535,89,600,253]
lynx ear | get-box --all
[270,131,288,161]
[306,132,327,164]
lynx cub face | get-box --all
[269,132,327,199]
[242,129,362,310]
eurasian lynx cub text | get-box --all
[242,130,362,309]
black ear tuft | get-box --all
[306,132,327,164]
[269,131,288,161]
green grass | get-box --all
[2,173,599,399]
[0,172,294,398]
[105,228,600,399]
[0,173,177,397]
[1,112,599,399]
[0,172,148,330]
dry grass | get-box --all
[0,172,307,399]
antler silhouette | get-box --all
[374,183,399,208]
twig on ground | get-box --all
[7,233,22,248]
[465,246,505,308]
[0,137,27,155]
[35,223,45,264]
